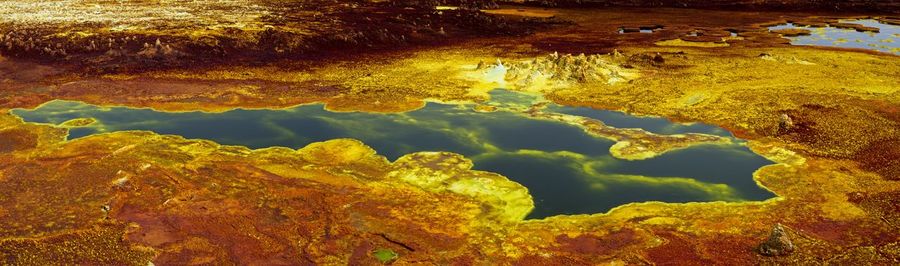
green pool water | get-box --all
[11,90,775,219]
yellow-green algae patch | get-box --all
[389,151,534,223]
[59,117,96,127]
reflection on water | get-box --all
[11,90,775,219]
[769,19,899,54]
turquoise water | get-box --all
[769,19,899,54]
[11,90,774,218]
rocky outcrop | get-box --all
[476,51,637,88]
[778,113,795,132]
[758,224,795,256]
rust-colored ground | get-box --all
[1,2,899,265]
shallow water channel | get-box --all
[12,90,774,219]
[769,19,899,54]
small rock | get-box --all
[475,60,486,70]
[758,223,795,256]
[778,113,794,131]
[652,53,665,64]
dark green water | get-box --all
[11,90,774,218]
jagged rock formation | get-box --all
[476,51,637,88]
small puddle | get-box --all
[769,19,899,54]
[618,25,662,34]
[11,90,775,219]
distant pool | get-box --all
[769,19,899,54]
[11,90,775,219]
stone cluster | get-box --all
[136,39,179,59]
[1,29,71,57]
[0,28,183,61]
